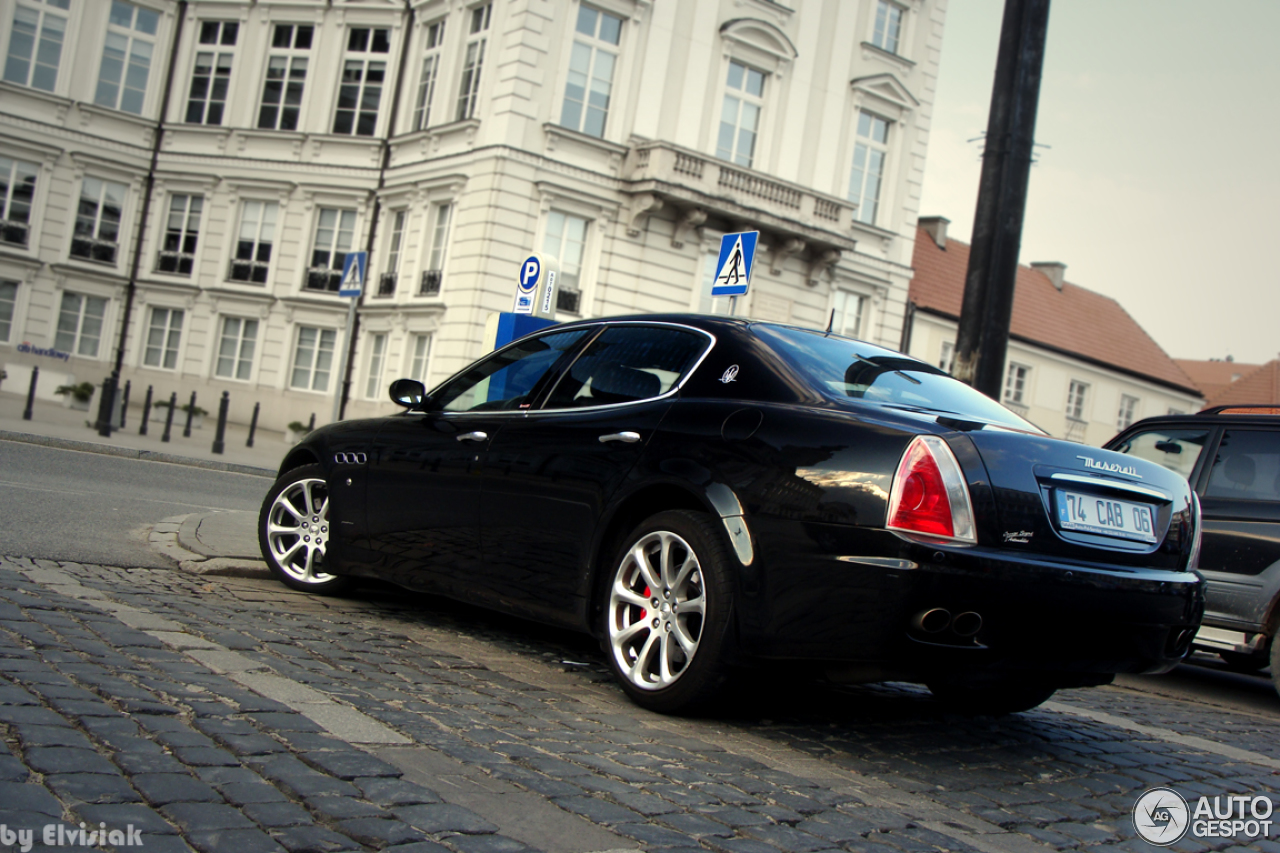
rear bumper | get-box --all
[745,523,1205,681]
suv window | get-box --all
[1109,427,1210,480]
[1205,429,1280,501]
[544,325,709,409]
[433,329,589,412]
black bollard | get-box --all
[96,372,117,437]
[246,401,260,448]
[22,366,38,421]
[183,390,197,438]
[161,391,177,443]
[120,380,131,429]
[212,391,229,455]
[139,385,152,436]
[307,412,315,432]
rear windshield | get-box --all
[755,324,1040,431]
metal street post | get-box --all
[332,252,367,425]
[952,0,1051,398]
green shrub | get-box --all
[55,382,95,402]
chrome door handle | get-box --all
[457,431,488,442]
[599,431,641,444]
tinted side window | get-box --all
[1205,429,1280,501]
[433,330,589,412]
[1111,427,1210,480]
[543,325,708,408]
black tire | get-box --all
[258,464,351,595]
[601,510,735,713]
[927,679,1057,716]
[1218,650,1268,673]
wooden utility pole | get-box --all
[952,0,1051,398]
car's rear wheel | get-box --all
[603,510,734,713]
[927,678,1057,716]
[259,464,350,594]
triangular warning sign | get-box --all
[341,261,363,290]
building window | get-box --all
[717,61,765,167]
[420,202,451,295]
[215,316,257,380]
[543,210,588,314]
[71,177,127,265]
[0,280,17,342]
[938,340,955,373]
[849,111,889,225]
[409,333,432,384]
[871,1,904,55]
[229,200,276,284]
[95,0,159,114]
[0,156,38,247]
[54,292,107,357]
[333,28,389,136]
[157,194,202,275]
[1066,380,1089,421]
[456,3,491,121]
[258,24,312,131]
[831,291,865,339]
[1004,363,1030,404]
[185,21,237,125]
[306,208,357,292]
[412,21,445,131]
[291,326,337,391]
[561,5,622,138]
[1117,394,1140,431]
[4,0,68,92]
[364,332,387,399]
[143,306,183,370]
[378,210,406,297]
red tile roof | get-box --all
[1175,359,1261,403]
[1202,359,1280,409]
[910,226,1201,396]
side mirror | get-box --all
[389,378,428,409]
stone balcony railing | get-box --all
[623,142,858,254]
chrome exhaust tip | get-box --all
[951,611,983,637]
[912,608,952,634]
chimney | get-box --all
[918,216,949,249]
[1031,261,1066,290]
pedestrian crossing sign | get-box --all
[339,251,368,297]
[710,231,758,297]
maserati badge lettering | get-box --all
[1077,455,1142,478]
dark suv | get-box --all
[1106,406,1280,693]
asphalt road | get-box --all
[0,440,269,568]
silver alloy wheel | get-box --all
[608,530,706,690]
[264,476,334,584]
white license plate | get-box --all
[1055,489,1157,543]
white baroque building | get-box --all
[0,0,946,430]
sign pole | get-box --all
[331,297,359,424]
[332,251,368,423]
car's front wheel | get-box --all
[603,510,735,713]
[258,464,350,595]
[927,678,1057,716]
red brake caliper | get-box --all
[640,586,650,619]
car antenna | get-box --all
[824,309,835,336]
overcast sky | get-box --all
[918,0,1280,365]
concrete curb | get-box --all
[0,429,276,478]
[152,513,272,579]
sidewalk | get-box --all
[0,389,289,476]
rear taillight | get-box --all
[1187,491,1203,570]
[886,436,977,544]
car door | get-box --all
[1194,428,1280,629]
[477,323,715,625]
[363,328,592,592]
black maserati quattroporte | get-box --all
[260,314,1204,714]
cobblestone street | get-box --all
[1,555,1277,853]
